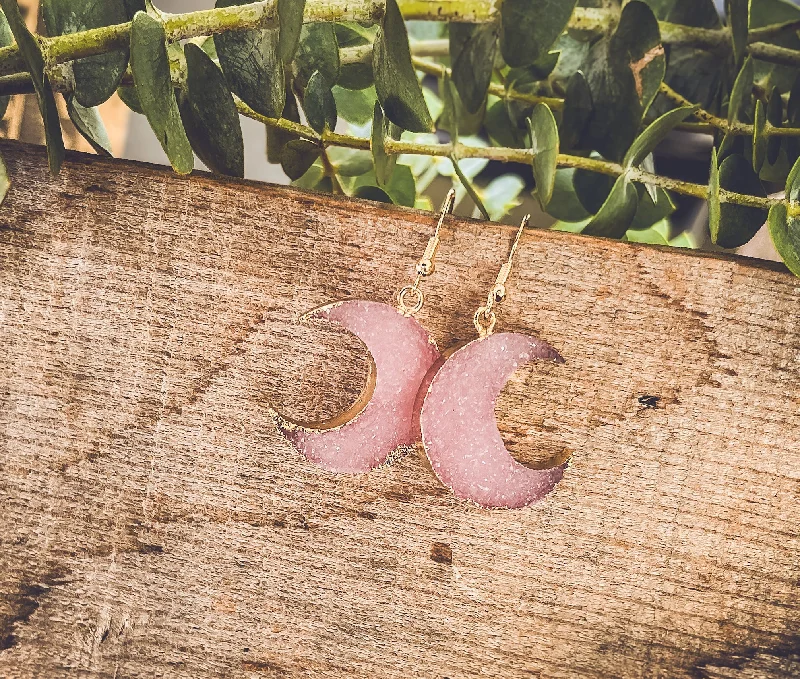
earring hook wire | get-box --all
[473,214,530,337]
[397,188,456,316]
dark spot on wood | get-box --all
[689,634,800,679]
[638,395,661,409]
[137,542,164,554]
[85,183,112,194]
[358,510,376,520]
[243,647,250,652]
[709,350,733,361]
[0,566,70,650]
[696,372,722,388]
[272,519,286,529]
[100,626,110,643]
[298,516,310,530]
[241,659,287,675]
[430,542,453,565]
[385,490,411,503]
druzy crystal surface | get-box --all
[419,332,565,508]
[277,300,440,473]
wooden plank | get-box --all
[0,140,798,678]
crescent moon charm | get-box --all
[272,300,441,473]
[419,332,566,509]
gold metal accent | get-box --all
[474,214,529,338]
[397,188,456,316]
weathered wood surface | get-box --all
[1,140,799,678]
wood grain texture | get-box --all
[0,140,799,679]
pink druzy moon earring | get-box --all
[271,190,456,474]
[418,215,567,509]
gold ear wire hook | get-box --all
[474,214,530,337]
[397,188,456,316]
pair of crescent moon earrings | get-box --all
[272,190,566,509]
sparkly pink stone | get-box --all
[276,300,441,473]
[419,332,565,509]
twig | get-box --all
[2,2,800,82]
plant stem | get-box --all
[3,2,800,82]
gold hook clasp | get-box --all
[474,214,529,337]
[398,188,456,316]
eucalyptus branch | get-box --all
[215,103,778,212]
[2,1,800,84]
[658,81,800,138]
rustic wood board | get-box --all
[1,140,799,678]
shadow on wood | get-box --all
[0,141,798,678]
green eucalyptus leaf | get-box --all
[510,52,560,83]
[335,23,374,90]
[373,0,433,132]
[327,147,373,177]
[304,70,337,134]
[767,202,800,276]
[266,78,301,164]
[551,34,590,85]
[709,152,768,248]
[383,164,416,207]
[624,105,696,169]
[0,149,8,205]
[0,0,64,175]
[281,139,322,180]
[438,73,460,143]
[354,185,393,203]
[574,167,615,215]
[333,84,376,125]
[708,146,721,241]
[215,0,284,118]
[500,0,578,68]
[130,11,193,175]
[296,22,340,87]
[0,9,12,118]
[485,99,528,148]
[529,103,559,208]
[752,98,767,173]
[483,174,525,221]
[117,85,143,114]
[293,161,329,192]
[767,86,783,166]
[787,144,800,201]
[66,96,112,157]
[582,174,639,238]
[338,59,374,91]
[349,165,416,206]
[546,168,592,222]
[560,70,593,150]
[645,0,722,28]
[371,102,400,186]
[728,56,754,125]
[581,1,665,161]
[42,0,128,107]
[277,0,305,64]
[180,42,244,178]
[644,0,721,112]
[726,0,751,67]
[629,185,675,230]
[750,0,800,93]
[785,73,800,166]
[449,22,498,114]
